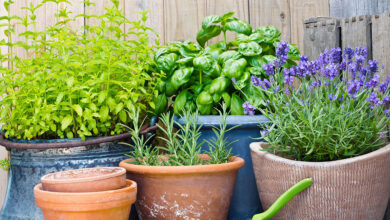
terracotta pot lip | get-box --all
[34,179,136,198]
[119,156,245,174]
[41,167,125,184]
[250,142,390,166]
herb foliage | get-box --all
[0,0,159,140]
[125,103,235,166]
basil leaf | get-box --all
[196,25,222,48]
[223,19,252,35]
[202,15,222,29]
[238,41,262,56]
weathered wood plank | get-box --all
[86,0,125,29]
[289,0,330,52]
[124,0,164,44]
[330,0,390,18]
[45,0,84,31]
[164,0,207,43]
[372,13,390,82]
[304,17,341,60]
[249,0,291,42]
[341,15,372,60]
[9,0,28,60]
[206,0,249,43]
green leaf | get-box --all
[196,25,222,48]
[254,26,281,42]
[202,15,221,29]
[238,41,262,56]
[218,50,242,65]
[100,105,109,122]
[72,104,83,116]
[98,91,107,104]
[223,19,252,35]
[170,67,194,90]
[119,110,127,123]
[222,58,247,79]
[61,115,73,131]
[230,93,244,115]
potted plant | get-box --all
[248,45,390,219]
[120,104,245,220]
[152,12,301,219]
[0,1,159,219]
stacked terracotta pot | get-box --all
[34,167,137,220]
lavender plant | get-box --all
[242,43,390,161]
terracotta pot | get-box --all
[34,179,136,220]
[119,156,245,220]
[250,142,390,220]
[41,167,126,192]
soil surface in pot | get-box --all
[41,167,126,192]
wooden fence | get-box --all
[303,13,390,81]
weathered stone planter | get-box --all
[250,142,390,220]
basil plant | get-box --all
[152,12,300,116]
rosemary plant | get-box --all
[125,106,235,166]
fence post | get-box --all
[371,13,390,81]
[340,15,372,60]
[303,17,341,60]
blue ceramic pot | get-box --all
[0,118,156,220]
[174,115,269,220]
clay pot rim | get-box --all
[34,179,136,198]
[250,142,390,166]
[119,155,245,174]
[40,167,126,184]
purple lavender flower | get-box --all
[300,55,309,62]
[343,46,354,60]
[312,80,321,87]
[276,41,289,58]
[347,80,360,97]
[320,49,331,65]
[379,82,388,93]
[260,79,271,90]
[308,85,313,92]
[367,92,381,106]
[360,67,367,76]
[284,74,293,86]
[330,48,342,63]
[251,75,261,86]
[324,63,338,80]
[355,47,367,59]
[368,60,379,73]
[386,76,390,84]
[348,63,357,78]
[339,60,347,71]
[355,55,365,71]
[366,74,380,89]
[380,132,387,138]
[385,109,390,117]
[273,86,280,93]
[382,96,389,105]
[328,94,337,101]
[263,63,274,76]
[243,101,255,116]
[284,87,290,96]
[261,129,270,137]
[231,77,236,83]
